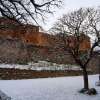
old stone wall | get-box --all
[0,37,29,64]
[88,54,100,73]
[0,37,76,64]
[0,36,99,73]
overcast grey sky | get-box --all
[42,0,100,31]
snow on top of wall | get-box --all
[0,61,81,71]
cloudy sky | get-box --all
[42,0,100,31]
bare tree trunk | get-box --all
[82,67,89,89]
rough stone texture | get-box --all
[0,17,49,47]
[0,36,99,72]
[0,37,75,64]
[29,46,76,64]
[0,18,91,50]
[88,53,100,73]
[0,38,29,64]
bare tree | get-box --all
[88,7,100,46]
[50,8,98,94]
[0,0,62,24]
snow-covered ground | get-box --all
[0,61,81,71]
[0,75,100,100]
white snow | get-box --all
[0,90,11,100]
[0,75,100,100]
[0,61,81,71]
[94,46,100,52]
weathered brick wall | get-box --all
[88,54,100,73]
[0,36,99,72]
[0,37,29,64]
[28,46,75,64]
[0,17,91,51]
[0,37,76,64]
[23,32,49,46]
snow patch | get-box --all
[0,61,81,71]
[0,90,11,100]
[0,75,100,100]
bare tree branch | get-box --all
[0,0,62,24]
